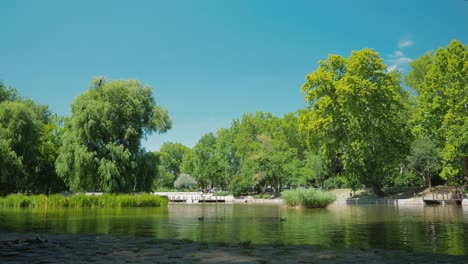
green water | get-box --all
[1,203,468,255]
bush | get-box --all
[281,188,336,208]
[384,172,424,187]
[322,176,349,189]
[229,175,254,196]
[174,173,197,190]
[0,193,168,208]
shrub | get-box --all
[281,188,336,208]
[174,173,197,190]
[229,175,254,196]
[384,172,424,187]
[322,176,349,189]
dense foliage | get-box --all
[154,142,192,189]
[173,173,197,190]
[55,78,171,193]
[299,49,412,196]
[406,40,467,184]
[0,82,65,196]
[0,39,465,197]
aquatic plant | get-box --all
[0,193,168,208]
[281,188,336,208]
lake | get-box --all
[1,203,467,255]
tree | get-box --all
[174,173,197,190]
[0,81,66,195]
[192,133,223,189]
[157,142,191,187]
[249,134,296,195]
[407,40,467,183]
[407,138,440,188]
[299,151,325,188]
[56,78,171,193]
[404,52,433,93]
[34,115,67,194]
[215,127,241,189]
[0,81,20,102]
[0,101,41,194]
[134,151,160,192]
[300,49,412,197]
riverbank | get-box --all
[1,232,467,263]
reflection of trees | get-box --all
[0,204,467,255]
[421,206,466,255]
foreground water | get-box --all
[1,203,467,255]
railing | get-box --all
[153,192,234,203]
[422,187,466,205]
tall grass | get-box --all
[0,193,168,208]
[281,188,336,208]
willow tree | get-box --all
[56,78,171,193]
[300,49,411,197]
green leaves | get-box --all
[154,142,191,189]
[56,78,171,193]
[301,49,411,196]
[407,40,467,182]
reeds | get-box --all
[281,188,336,208]
[0,193,168,208]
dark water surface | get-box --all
[1,203,467,255]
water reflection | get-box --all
[0,204,467,255]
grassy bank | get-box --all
[281,188,336,208]
[0,193,168,208]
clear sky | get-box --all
[1,0,467,151]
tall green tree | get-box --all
[154,142,191,189]
[34,114,67,194]
[250,134,297,195]
[56,78,171,193]
[191,132,223,189]
[407,40,467,182]
[159,143,191,176]
[0,102,40,194]
[0,81,65,195]
[407,138,440,188]
[300,49,411,196]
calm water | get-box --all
[1,203,468,255]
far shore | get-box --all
[1,232,467,263]
[153,189,468,206]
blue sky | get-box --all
[1,0,467,150]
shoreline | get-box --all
[1,232,467,263]
[161,189,468,206]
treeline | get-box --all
[157,40,467,196]
[1,78,171,195]
[1,40,466,197]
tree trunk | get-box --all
[420,172,431,188]
[371,184,386,197]
[464,156,468,180]
[425,174,432,188]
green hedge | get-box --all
[0,193,168,208]
[281,188,336,208]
